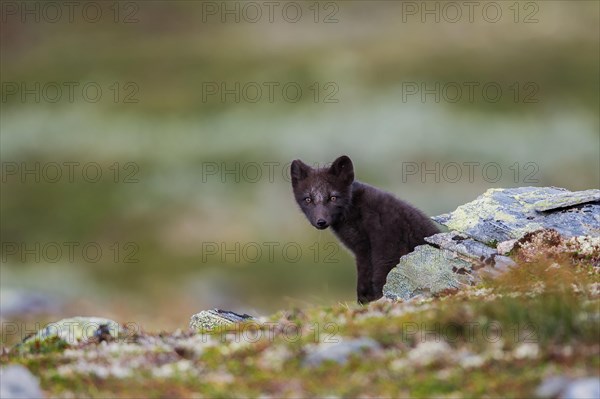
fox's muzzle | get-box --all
[312,205,331,229]
[315,219,329,229]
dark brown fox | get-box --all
[291,155,440,304]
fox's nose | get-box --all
[316,219,327,228]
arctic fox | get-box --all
[291,155,440,303]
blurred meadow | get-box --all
[1,1,599,331]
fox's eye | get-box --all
[330,196,337,202]
[304,197,312,203]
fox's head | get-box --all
[290,155,354,230]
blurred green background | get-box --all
[1,1,598,331]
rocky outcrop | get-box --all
[383,187,600,301]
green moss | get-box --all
[19,336,69,355]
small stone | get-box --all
[407,341,452,367]
[20,317,121,349]
[0,365,44,399]
[257,345,292,371]
[536,376,571,398]
[497,239,518,255]
[561,377,600,399]
[303,338,381,367]
[189,309,255,332]
[458,352,484,369]
[513,343,539,359]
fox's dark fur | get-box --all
[291,155,440,304]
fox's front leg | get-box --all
[370,257,398,301]
[369,240,404,301]
[356,254,377,304]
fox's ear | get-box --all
[329,155,354,185]
[291,159,312,187]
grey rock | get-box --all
[561,378,600,399]
[0,365,44,399]
[536,376,571,398]
[433,187,600,245]
[383,245,475,301]
[190,309,255,332]
[303,338,381,367]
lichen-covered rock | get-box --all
[433,187,600,245]
[383,245,475,301]
[384,187,598,302]
[189,309,255,332]
[20,316,122,350]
